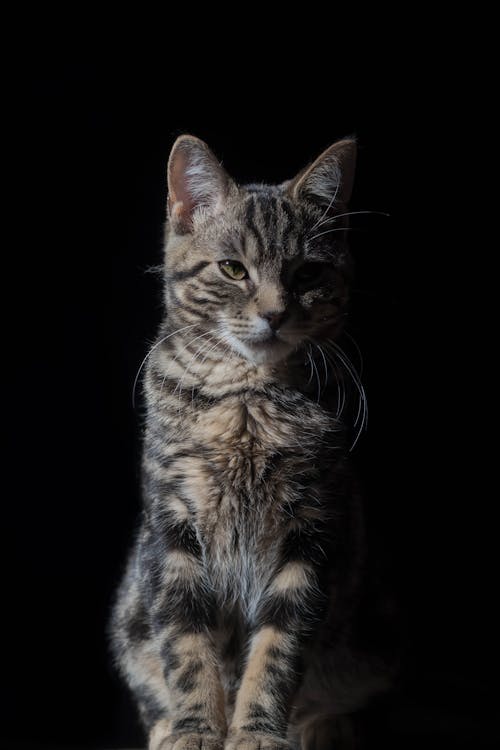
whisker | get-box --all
[324,209,390,222]
[190,336,224,408]
[190,337,228,398]
[308,227,357,242]
[308,209,390,242]
[309,348,322,403]
[320,345,346,419]
[314,342,329,392]
[310,179,341,230]
[343,331,364,377]
[132,323,198,409]
[194,337,222,373]
[164,329,217,400]
[324,339,368,450]
[328,342,365,422]
[306,347,315,386]
[173,332,219,406]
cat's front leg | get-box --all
[143,514,227,750]
[226,560,327,750]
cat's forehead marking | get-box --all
[241,190,304,267]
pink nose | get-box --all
[260,310,287,331]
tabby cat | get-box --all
[111,135,390,750]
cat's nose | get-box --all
[261,310,287,331]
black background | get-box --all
[6,32,497,750]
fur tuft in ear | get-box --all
[167,135,230,233]
[290,138,357,209]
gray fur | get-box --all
[110,136,391,750]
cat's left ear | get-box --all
[288,138,357,209]
[167,135,232,233]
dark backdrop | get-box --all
[6,45,497,750]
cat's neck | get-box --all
[150,320,324,398]
[151,323,275,395]
[147,317,350,413]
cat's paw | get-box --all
[225,733,290,750]
[158,733,224,750]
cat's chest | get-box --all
[176,394,331,507]
[175,398,293,588]
[204,495,280,618]
[195,395,292,454]
[166,394,334,616]
[174,400,284,523]
[178,396,309,501]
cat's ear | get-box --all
[288,138,357,209]
[167,135,231,233]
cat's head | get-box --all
[164,135,356,365]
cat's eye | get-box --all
[294,262,329,288]
[218,260,248,281]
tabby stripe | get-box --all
[151,374,179,396]
[244,196,265,254]
[156,578,216,632]
[184,282,221,298]
[201,280,229,290]
[244,701,286,735]
[171,716,211,732]
[261,661,302,704]
[149,386,264,405]
[281,526,330,566]
[241,718,283,734]
[164,520,202,557]
[180,304,211,320]
[211,292,231,299]
[147,479,184,497]
[137,687,168,727]
[184,284,230,301]
[176,659,203,692]
[267,645,289,661]
[247,703,269,719]
[171,261,210,281]
[263,195,277,247]
[256,589,327,633]
[124,604,151,644]
[281,199,297,252]
[161,644,181,672]
[184,292,219,306]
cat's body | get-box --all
[111,137,391,750]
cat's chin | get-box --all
[230,335,295,365]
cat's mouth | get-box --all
[246,333,280,347]
[244,329,296,349]
[234,332,296,364]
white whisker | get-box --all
[343,331,364,376]
[160,328,217,398]
[324,209,390,222]
[173,331,220,409]
[309,349,322,403]
[324,339,368,450]
[306,347,315,386]
[321,347,345,418]
[310,179,341,230]
[132,323,198,409]
[308,210,390,242]
[308,227,355,242]
[314,342,329,392]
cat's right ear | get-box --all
[167,135,230,233]
[288,138,357,210]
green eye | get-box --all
[218,260,248,281]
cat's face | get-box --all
[164,136,356,365]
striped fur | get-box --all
[111,136,390,750]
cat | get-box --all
[110,135,392,750]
